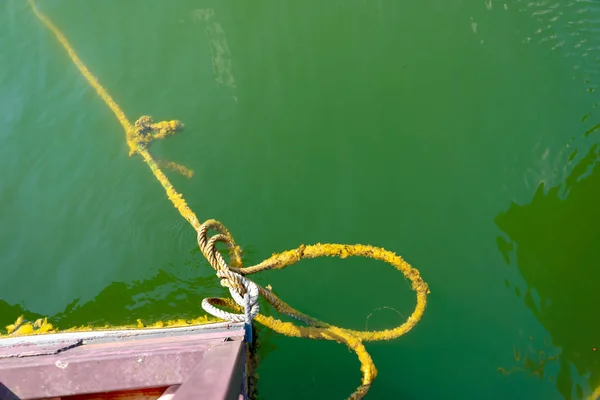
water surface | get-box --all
[1,0,600,398]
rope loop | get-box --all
[197,220,245,293]
[197,220,260,324]
[202,270,259,323]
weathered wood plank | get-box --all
[0,324,246,400]
[172,341,245,400]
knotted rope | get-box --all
[27,2,430,398]
[192,221,430,399]
[197,220,259,324]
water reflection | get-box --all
[498,335,560,383]
[1,269,212,330]
[513,0,600,79]
[0,248,278,371]
[492,1,600,395]
[495,112,600,398]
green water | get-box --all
[2,0,600,398]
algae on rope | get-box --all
[23,2,430,398]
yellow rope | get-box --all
[591,386,600,400]
[26,2,430,398]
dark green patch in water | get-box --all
[2,0,600,398]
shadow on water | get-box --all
[492,1,600,398]
[0,240,226,329]
[0,300,41,327]
[0,243,279,368]
[0,268,214,329]
[495,114,600,398]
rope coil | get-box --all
[27,2,430,398]
[195,220,430,399]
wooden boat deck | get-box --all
[0,322,248,400]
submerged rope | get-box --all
[27,2,430,398]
